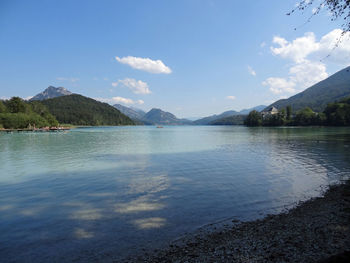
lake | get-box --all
[0,126,349,262]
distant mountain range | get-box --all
[26,64,350,128]
[142,108,192,125]
[113,103,267,125]
[193,105,266,125]
[266,66,350,112]
[210,115,247,125]
[114,104,192,125]
[114,104,146,121]
[30,86,72,101]
[239,105,266,115]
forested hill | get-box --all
[266,66,350,112]
[41,94,135,126]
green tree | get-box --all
[0,113,50,129]
[29,101,59,126]
[244,110,262,126]
[0,99,59,129]
[324,99,350,126]
[286,105,292,121]
[0,101,7,113]
[6,97,29,113]
[263,113,285,126]
[41,94,134,126]
[294,107,318,126]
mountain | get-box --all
[210,115,246,125]
[194,110,239,125]
[142,108,192,125]
[41,94,135,126]
[30,86,72,101]
[239,105,266,114]
[130,106,146,116]
[114,104,146,120]
[266,66,350,112]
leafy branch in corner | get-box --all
[288,0,349,58]
[288,0,349,33]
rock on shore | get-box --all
[127,181,350,263]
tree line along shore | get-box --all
[0,95,134,130]
[245,97,350,127]
[1,96,350,130]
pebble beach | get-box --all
[129,181,350,263]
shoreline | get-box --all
[128,181,350,262]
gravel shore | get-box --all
[127,181,350,263]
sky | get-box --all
[0,0,349,118]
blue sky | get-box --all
[1,0,349,118]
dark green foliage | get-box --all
[41,94,135,126]
[293,107,319,126]
[28,101,58,126]
[286,105,292,121]
[210,115,246,125]
[324,97,350,126]
[0,113,50,129]
[0,97,59,129]
[263,110,286,126]
[0,101,6,113]
[5,97,30,113]
[245,97,350,127]
[244,110,262,126]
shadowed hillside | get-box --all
[41,94,135,126]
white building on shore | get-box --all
[261,106,279,119]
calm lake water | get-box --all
[1,126,349,262]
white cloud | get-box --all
[95,96,144,105]
[226,95,236,100]
[118,78,151,94]
[111,82,118,87]
[57,77,80,83]
[270,29,350,65]
[262,60,328,95]
[116,56,172,74]
[264,29,349,96]
[260,42,266,48]
[271,32,319,63]
[262,77,296,94]
[317,29,350,65]
[289,61,328,89]
[247,66,256,76]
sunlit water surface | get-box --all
[0,126,349,261]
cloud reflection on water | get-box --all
[115,195,165,214]
[132,217,166,229]
[1,127,350,262]
[74,228,94,239]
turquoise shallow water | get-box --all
[0,126,350,261]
